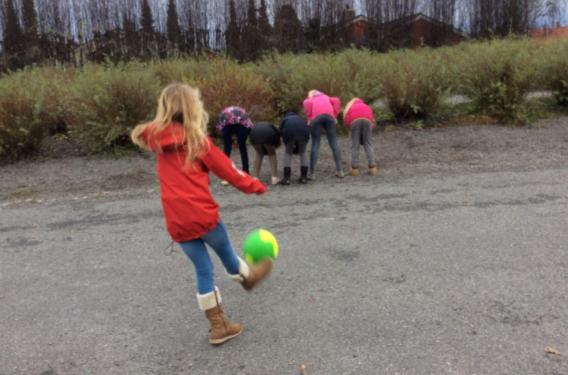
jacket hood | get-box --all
[146,123,186,152]
[345,98,364,114]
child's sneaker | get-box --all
[335,171,345,178]
[271,176,281,185]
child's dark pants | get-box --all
[222,124,251,173]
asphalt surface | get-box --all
[1,162,567,375]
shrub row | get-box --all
[1,37,567,161]
[0,67,71,161]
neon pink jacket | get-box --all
[343,99,376,129]
[303,91,341,122]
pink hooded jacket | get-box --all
[343,99,376,129]
[303,91,341,122]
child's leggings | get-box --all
[252,144,278,177]
[283,150,308,168]
[284,138,309,168]
[180,221,240,294]
[350,119,375,168]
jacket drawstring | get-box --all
[163,241,176,256]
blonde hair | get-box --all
[131,83,210,164]
[344,98,359,115]
[308,90,319,98]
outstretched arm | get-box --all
[200,139,267,195]
[330,97,341,118]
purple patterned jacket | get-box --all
[216,106,254,132]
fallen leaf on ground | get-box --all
[544,346,562,356]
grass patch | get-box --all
[1,37,568,162]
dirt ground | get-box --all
[1,117,567,205]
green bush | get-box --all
[258,53,341,114]
[186,58,275,134]
[380,48,452,120]
[3,37,568,162]
[0,67,71,161]
[66,62,160,154]
[542,39,568,106]
[459,39,540,123]
[330,49,384,104]
[152,59,200,86]
[258,49,383,115]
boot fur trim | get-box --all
[229,257,250,282]
[197,286,221,311]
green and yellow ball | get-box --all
[243,229,279,264]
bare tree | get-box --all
[226,0,241,58]
[140,0,154,35]
[428,0,457,25]
[273,1,305,52]
[2,0,24,65]
[5,0,566,68]
[241,0,261,60]
[364,0,420,23]
[167,0,180,45]
[469,0,565,37]
[364,0,419,49]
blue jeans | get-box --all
[310,115,342,173]
[180,221,240,295]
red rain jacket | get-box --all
[143,123,266,242]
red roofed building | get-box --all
[380,13,468,50]
[333,12,468,50]
[349,15,371,46]
[531,26,568,40]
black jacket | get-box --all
[280,112,310,143]
[250,122,281,147]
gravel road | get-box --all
[1,119,567,375]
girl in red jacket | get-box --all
[343,98,377,176]
[131,83,273,345]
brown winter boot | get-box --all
[350,167,360,177]
[198,287,242,345]
[231,257,273,291]
[368,165,378,175]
